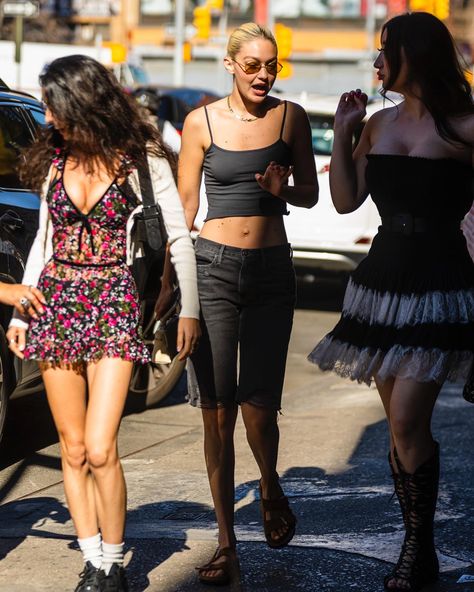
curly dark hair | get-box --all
[21,54,177,192]
[381,12,474,145]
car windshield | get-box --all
[0,106,34,189]
[310,115,335,156]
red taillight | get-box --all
[318,163,330,174]
[355,236,372,245]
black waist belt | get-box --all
[53,257,125,268]
[381,214,460,235]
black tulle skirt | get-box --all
[308,229,474,386]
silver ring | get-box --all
[20,297,31,310]
[9,338,15,343]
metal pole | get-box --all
[14,15,23,90]
[365,0,376,55]
[364,0,376,95]
[173,0,185,86]
[268,0,274,31]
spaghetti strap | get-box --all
[280,101,288,139]
[204,105,214,143]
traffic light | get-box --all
[274,23,292,61]
[193,5,211,40]
[103,42,128,64]
[409,0,433,10]
[206,0,224,10]
[278,60,293,80]
[433,0,449,19]
[183,41,192,62]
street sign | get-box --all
[1,0,40,18]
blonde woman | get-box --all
[160,23,318,585]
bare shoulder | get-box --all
[452,112,474,145]
[366,104,399,128]
[182,105,208,131]
[283,100,308,122]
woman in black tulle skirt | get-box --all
[309,13,474,592]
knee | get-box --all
[203,409,236,446]
[61,438,87,471]
[390,413,422,445]
[85,444,116,470]
[243,406,277,437]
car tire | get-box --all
[0,326,13,444]
[129,355,185,407]
[129,306,185,407]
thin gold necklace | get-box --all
[227,95,258,122]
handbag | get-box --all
[133,156,168,254]
[128,157,168,298]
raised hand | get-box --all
[335,89,368,135]
[255,161,294,198]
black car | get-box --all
[132,85,220,132]
[0,86,45,443]
[0,85,183,445]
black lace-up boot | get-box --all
[388,449,408,527]
[384,442,440,592]
[74,561,104,592]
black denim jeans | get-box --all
[187,237,296,410]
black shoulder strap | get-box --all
[280,101,288,139]
[204,105,213,143]
[136,157,167,252]
[137,157,155,208]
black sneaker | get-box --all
[74,561,104,592]
[102,564,129,592]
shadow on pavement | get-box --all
[0,496,71,561]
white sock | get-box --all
[78,533,102,569]
[102,541,124,575]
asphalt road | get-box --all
[0,278,473,592]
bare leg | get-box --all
[389,378,440,472]
[42,365,97,538]
[199,405,238,580]
[85,358,133,544]
[241,402,293,543]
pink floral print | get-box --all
[24,152,151,365]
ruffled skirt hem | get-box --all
[308,337,473,387]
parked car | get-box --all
[132,85,220,133]
[282,92,395,274]
[0,85,181,445]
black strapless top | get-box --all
[366,154,473,222]
[202,103,292,220]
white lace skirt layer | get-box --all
[308,278,474,387]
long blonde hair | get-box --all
[226,22,277,59]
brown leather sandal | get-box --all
[259,481,297,548]
[196,547,237,586]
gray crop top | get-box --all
[202,101,292,220]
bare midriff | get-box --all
[199,215,288,249]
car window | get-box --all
[309,115,335,156]
[309,113,365,156]
[0,106,35,190]
[27,107,46,128]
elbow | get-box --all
[334,203,354,215]
[303,188,319,209]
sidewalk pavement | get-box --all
[0,310,473,591]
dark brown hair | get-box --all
[381,12,474,145]
[21,54,176,191]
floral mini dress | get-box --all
[24,153,151,365]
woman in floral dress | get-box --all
[6,55,200,592]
